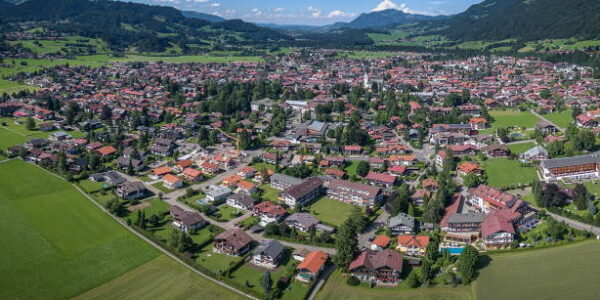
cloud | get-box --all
[273,7,284,12]
[209,2,220,7]
[327,10,350,18]
[372,0,400,12]
[307,6,322,17]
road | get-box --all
[547,212,600,236]
[530,109,565,132]
[357,211,390,249]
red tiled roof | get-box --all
[297,250,328,274]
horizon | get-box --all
[123,0,481,25]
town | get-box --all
[3,48,600,299]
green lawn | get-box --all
[507,142,536,154]
[543,109,572,129]
[74,255,246,300]
[152,181,174,193]
[474,240,600,300]
[308,196,355,227]
[490,110,541,129]
[211,204,244,222]
[78,179,111,193]
[345,161,360,177]
[483,158,538,188]
[0,117,51,150]
[195,244,243,273]
[316,269,473,300]
[252,162,276,171]
[0,159,159,299]
[260,184,281,203]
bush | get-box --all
[346,275,360,286]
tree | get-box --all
[355,160,370,177]
[333,216,359,271]
[25,117,36,131]
[456,245,479,284]
[390,183,410,216]
[262,271,272,296]
[405,271,420,288]
[463,173,484,188]
[573,184,589,210]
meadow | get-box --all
[507,142,536,154]
[483,158,538,188]
[489,110,541,129]
[74,255,246,300]
[474,240,600,300]
[543,109,573,129]
[308,196,356,227]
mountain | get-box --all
[0,0,291,51]
[181,10,226,23]
[0,0,14,7]
[440,0,600,41]
[258,23,321,32]
[335,9,445,29]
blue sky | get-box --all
[126,0,481,25]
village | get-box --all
[2,48,600,298]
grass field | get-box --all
[308,196,355,227]
[316,269,473,300]
[0,117,51,150]
[483,158,538,188]
[0,159,160,299]
[74,255,246,300]
[543,109,573,129]
[260,184,281,203]
[507,142,536,154]
[474,240,600,300]
[490,110,541,129]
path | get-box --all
[307,263,336,300]
[547,212,600,236]
[505,139,536,145]
[530,109,565,132]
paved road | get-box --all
[548,212,600,236]
[357,211,390,249]
[505,139,536,145]
[307,263,336,300]
[530,109,565,132]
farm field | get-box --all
[474,240,600,300]
[489,110,541,129]
[316,269,473,300]
[74,255,246,300]
[507,142,536,154]
[543,109,573,129]
[0,159,159,299]
[308,196,355,227]
[483,158,538,188]
[0,117,51,150]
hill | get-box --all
[440,0,600,41]
[0,0,291,51]
[335,9,444,29]
[181,10,226,23]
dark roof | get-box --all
[541,153,600,169]
[349,249,403,272]
[447,212,485,224]
[281,177,323,199]
[285,213,320,228]
[215,229,253,250]
[253,239,284,258]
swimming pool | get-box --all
[440,247,464,255]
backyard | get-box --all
[506,142,536,154]
[543,109,573,129]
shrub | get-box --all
[346,275,360,286]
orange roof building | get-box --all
[96,145,117,156]
[152,166,172,177]
[396,235,430,256]
[371,235,391,249]
[296,250,329,282]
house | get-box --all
[96,145,117,157]
[237,166,256,178]
[535,120,558,134]
[520,146,549,161]
[206,184,232,203]
[370,235,391,251]
[237,180,257,194]
[270,173,304,191]
[344,145,362,155]
[200,161,220,175]
[213,229,254,256]
[252,201,287,226]
[182,168,203,181]
[280,177,323,208]
[252,240,285,268]
[296,250,329,282]
[284,213,320,232]
[576,114,597,128]
[162,174,184,189]
[151,138,175,157]
[481,210,516,249]
[410,189,431,206]
[396,235,430,256]
[292,248,312,261]
[365,172,397,188]
[421,178,439,191]
[457,161,482,177]
[467,185,519,213]
[482,144,510,158]
[388,212,415,235]
[348,249,403,285]
[151,166,172,179]
[89,171,126,185]
[226,193,257,210]
[117,181,147,200]
[169,206,206,233]
[326,179,383,207]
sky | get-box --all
[125,0,482,25]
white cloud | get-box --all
[327,10,349,18]
[307,6,322,17]
[209,2,220,7]
[273,7,284,12]
[372,0,400,12]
